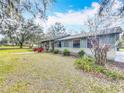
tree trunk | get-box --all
[94,48,107,66]
[51,41,55,51]
[46,42,49,52]
[20,43,23,48]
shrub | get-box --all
[49,49,54,53]
[33,48,38,52]
[75,56,94,72]
[63,49,70,56]
[74,56,124,80]
[78,50,85,57]
[94,65,105,73]
[37,48,44,53]
[53,50,59,54]
[103,70,124,80]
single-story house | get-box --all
[41,27,123,60]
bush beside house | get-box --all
[78,50,85,57]
[53,49,60,54]
[63,49,70,56]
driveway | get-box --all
[115,51,124,63]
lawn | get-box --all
[0,48,32,54]
[0,49,124,93]
[120,48,124,51]
[0,45,29,50]
[0,45,20,48]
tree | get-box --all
[99,0,124,17]
[48,22,66,39]
[0,0,55,34]
[16,20,43,48]
[1,18,44,48]
[0,36,10,45]
[98,0,124,49]
[0,0,21,21]
[0,0,55,48]
[45,22,67,51]
[27,25,44,48]
[0,0,55,22]
[83,0,124,66]
[98,0,124,26]
[85,15,111,66]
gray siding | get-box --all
[70,40,73,48]
[61,40,73,48]
[99,33,119,49]
[54,33,120,60]
[59,33,119,49]
[80,38,87,48]
[61,41,64,47]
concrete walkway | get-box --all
[115,51,124,63]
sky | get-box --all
[0,0,123,40]
[50,0,99,13]
[0,0,99,40]
[34,0,100,34]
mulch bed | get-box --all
[113,62,124,69]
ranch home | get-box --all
[41,27,123,60]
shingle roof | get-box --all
[58,27,123,41]
[41,35,70,42]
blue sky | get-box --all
[0,0,100,40]
[34,0,100,34]
[22,0,100,33]
[51,0,99,13]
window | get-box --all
[87,37,99,48]
[56,41,61,47]
[73,39,80,48]
[87,38,92,48]
[58,41,61,47]
[64,41,69,47]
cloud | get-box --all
[34,1,124,34]
[34,2,100,31]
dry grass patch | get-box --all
[0,51,124,93]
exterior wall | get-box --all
[55,47,116,60]
[55,33,120,60]
[99,33,119,50]
[80,38,87,48]
[61,40,73,48]
[69,40,73,48]
[49,42,52,49]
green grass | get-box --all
[0,54,21,86]
[0,48,32,54]
[0,45,29,49]
[0,49,124,93]
[0,45,19,48]
[0,49,32,86]
[120,48,124,51]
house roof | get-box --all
[41,35,70,42]
[58,27,123,41]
